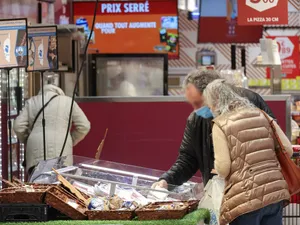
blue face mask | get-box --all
[195,106,213,119]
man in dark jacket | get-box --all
[152,70,275,188]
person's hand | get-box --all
[151,180,168,189]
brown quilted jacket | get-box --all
[213,109,290,225]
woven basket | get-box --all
[45,187,87,220]
[187,200,200,213]
[135,202,188,220]
[86,210,134,220]
[0,188,46,204]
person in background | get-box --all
[152,70,275,189]
[203,79,291,225]
[13,84,90,175]
[107,65,137,97]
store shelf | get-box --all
[248,86,270,89]
[57,24,78,33]
[253,64,281,68]
[29,24,77,33]
[57,66,70,72]
[281,90,300,95]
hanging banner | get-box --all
[237,0,288,26]
[198,0,263,43]
[266,36,299,79]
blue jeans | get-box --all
[230,201,283,225]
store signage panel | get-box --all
[27,26,58,72]
[73,0,179,59]
[237,0,288,26]
[197,0,263,43]
[0,19,27,69]
[266,36,299,79]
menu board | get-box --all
[73,0,179,59]
[0,19,27,69]
[27,26,58,72]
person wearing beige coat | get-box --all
[203,79,291,225]
[13,84,91,173]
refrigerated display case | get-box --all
[0,68,27,188]
[30,155,203,202]
[85,54,168,97]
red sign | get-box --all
[299,36,300,70]
[55,0,71,25]
[73,1,179,59]
[266,36,299,79]
[198,0,263,43]
[198,17,263,43]
[238,0,288,26]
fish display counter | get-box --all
[0,155,209,224]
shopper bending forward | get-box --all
[14,84,91,174]
[203,79,292,225]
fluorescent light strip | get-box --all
[19,68,25,181]
[80,164,159,181]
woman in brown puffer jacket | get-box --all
[203,79,292,225]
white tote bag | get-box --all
[198,176,225,225]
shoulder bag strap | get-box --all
[260,109,286,153]
[31,95,58,130]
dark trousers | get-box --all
[230,201,283,225]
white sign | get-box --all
[275,37,294,59]
[101,2,150,13]
[246,0,279,12]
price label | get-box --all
[275,37,294,60]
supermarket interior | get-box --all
[0,0,300,224]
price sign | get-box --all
[266,36,299,79]
[237,0,288,25]
[275,37,294,60]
